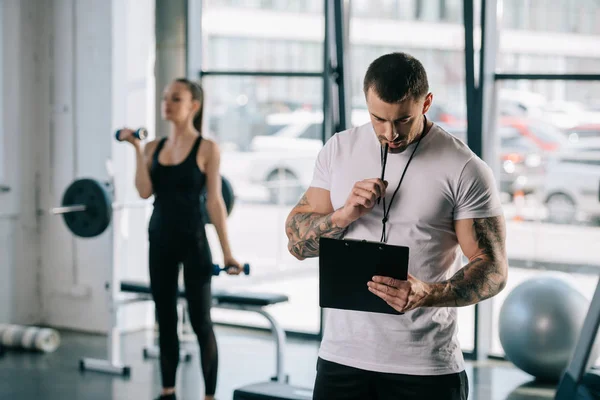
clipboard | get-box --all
[318,237,409,315]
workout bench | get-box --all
[78,281,289,383]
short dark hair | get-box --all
[363,52,429,103]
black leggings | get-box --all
[149,228,218,395]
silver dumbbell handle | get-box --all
[50,200,153,215]
[51,204,87,215]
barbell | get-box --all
[51,176,235,238]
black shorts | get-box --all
[313,357,469,400]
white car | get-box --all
[246,108,466,204]
[247,110,369,204]
[541,151,600,224]
[499,90,600,129]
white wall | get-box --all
[0,1,4,184]
[0,0,50,325]
[0,0,156,333]
[111,0,157,333]
[38,0,115,332]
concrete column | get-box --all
[155,0,187,138]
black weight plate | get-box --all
[61,178,112,238]
[200,176,235,225]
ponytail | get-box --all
[175,78,204,134]
[193,98,204,133]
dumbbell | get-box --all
[115,128,148,141]
[213,263,250,276]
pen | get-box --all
[378,143,389,205]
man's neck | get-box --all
[410,115,431,145]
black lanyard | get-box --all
[379,116,427,243]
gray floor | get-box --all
[0,326,558,400]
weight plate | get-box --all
[61,178,112,238]
[200,176,235,224]
[136,128,148,140]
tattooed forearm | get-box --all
[286,213,346,259]
[285,195,347,260]
[425,216,508,307]
[445,257,506,306]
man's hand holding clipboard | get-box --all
[367,274,431,313]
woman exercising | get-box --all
[119,78,242,400]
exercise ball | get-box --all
[499,274,595,382]
[505,381,556,400]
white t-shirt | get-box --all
[310,122,503,375]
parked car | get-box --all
[543,101,600,129]
[247,111,326,204]
[499,89,547,119]
[248,121,322,204]
[541,151,600,224]
[497,127,547,196]
[499,90,600,129]
[445,122,549,197]
[245,111,571,204]
[500,116,570,152]
[563,124,600,143]
[249,107,454,204]
[564,137,600,153]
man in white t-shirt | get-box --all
[285,52,508,400]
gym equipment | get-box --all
[200,174,236,224]
[141,262,251,362]
[0,187,9,357]
[50,175,239,376]
[51,175,235,238]
[505,381,557,400]
[142,342,193,362]
[52,178,113,238]
[499,274,594,382]
[555,277,600,399]
[233,382,313,400]
[102,281,289,380]
[115,128,148,141]
[213,263,250,276]
[0,324,61,353]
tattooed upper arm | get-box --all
[454,216,507,264]
[290,187,335,216]
[297,193,310,207]
[438,216,509,305]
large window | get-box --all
[204,0,322,13]
[350,0,462,23]
[348,0,474,354]
[498,0,600,75]
[488,78,600,360]
[195,0,600,364]
[502,0,600,35]
[200,0,474,342]
[206,37,323,73]
[200,0,326,336]
[200,0,475,350]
